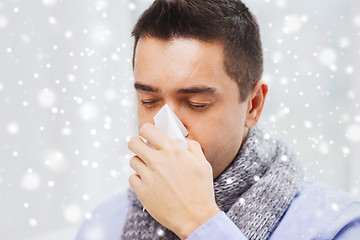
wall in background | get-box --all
[0,0,359,239]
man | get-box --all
[76,0,360,239]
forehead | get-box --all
[133,37,230,90]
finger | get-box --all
[129,155,149,179]
[139,123,174,150]
[128,136,154,165]
[129,174,143,194]
[187,139,206,162]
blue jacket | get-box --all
[75,181,360,239]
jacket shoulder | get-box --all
[270,181,360,239]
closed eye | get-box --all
[140,100,210,111]
[140,100,158,107]
[187,102,209,111]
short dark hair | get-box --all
[132,0,263,102]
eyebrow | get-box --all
[176,86,217,95]
[134,83,160,93]
[134,82,218,95]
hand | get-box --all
[128,123,221,239]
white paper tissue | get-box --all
[153,104,188,147]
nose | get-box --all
[164,104,189,137]
[165,102,181,118]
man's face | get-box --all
[133,37,251,179]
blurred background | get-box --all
[0,0,359,239]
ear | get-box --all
[244,79,269,128]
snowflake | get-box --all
[283,14,303,34]
[331,203,339,212]
[48,181,55,188]
[21,170,41,191]
[156,227,165,237]
[304,120,313,129]
[43,149,67,173]
[226,177,234,184]
[63,204,82,223]
[48,16,57,25]
[80,102,98,120]
[128,2,137,11]
[38,88,56,108]
[29,218,38,227]
[42,0,57,7]
[346,124,360,142]
[95,0,108,11]
[7,122,19,134]
[318,48,337,66]
[0,15,8,28]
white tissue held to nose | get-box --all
[151,104,189,148]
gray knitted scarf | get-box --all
[121,124,304,240]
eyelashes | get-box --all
[140,100,157,107]
[140,100,209,111]
[186,102,207,110]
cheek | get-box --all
[137,107,156,128]
[186,106,245,160]
[186,116,223,153]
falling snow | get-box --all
[0,15,8,28]
[48,16,57,25]
[38,88,56,108]
[29,218,38,227]
[156,227,165,237]
[1,0,359,239]
[346,124,360,142]
[331,203,340,212]
[42,0,57,7]
[226,177,234,184]
[43,149,67,173]
[7,122,19,134]
[318,48,337,67]
[20,170,41,191]
[63,204,82,223]
[80,102,98,120]
[283,14,304,34]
